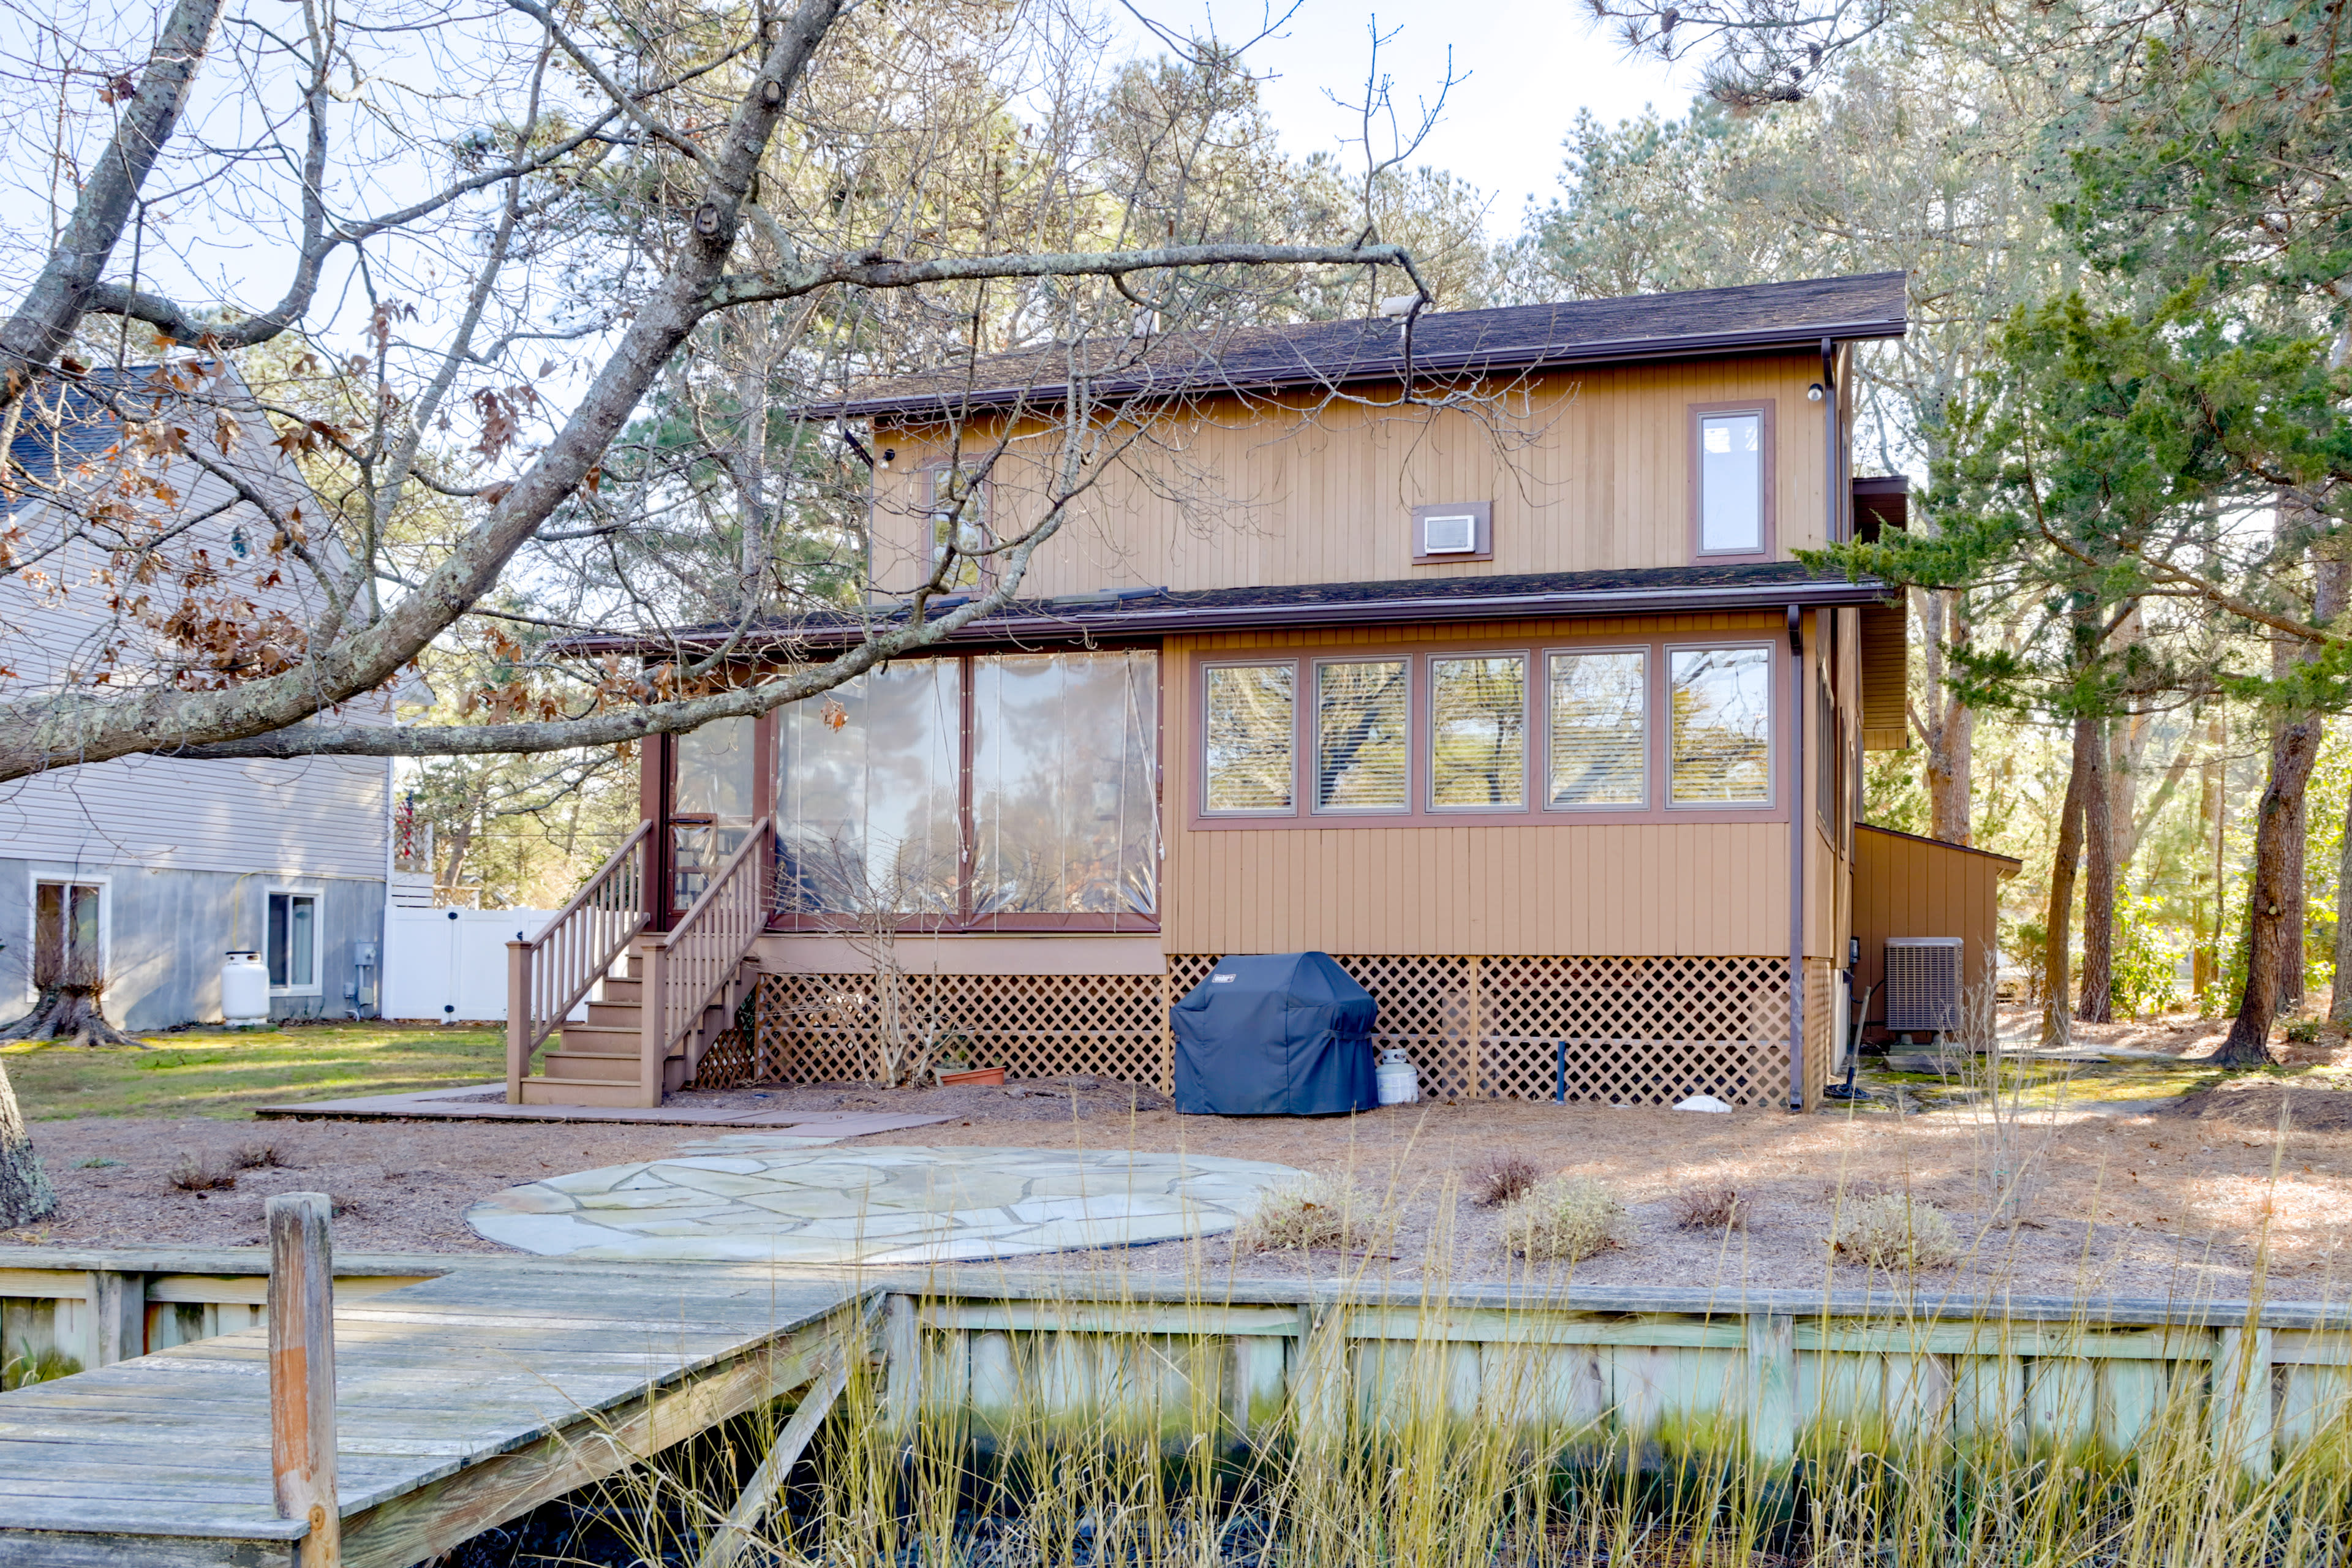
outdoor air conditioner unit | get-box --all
[1422,513,1477,554]
[1883,937,1963,1035]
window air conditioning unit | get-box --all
[1883,937,1963,1035]
[1422,513,1478,554]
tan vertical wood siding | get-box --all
[869,355,1830,598]
[1852,824,2019,1028]
[1161,614,1830,958]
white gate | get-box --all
[382,906,584,1023]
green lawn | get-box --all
[0,1022,505,1120]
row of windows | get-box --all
[1200,644,1776,818]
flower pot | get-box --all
[938,1066,1006,1088]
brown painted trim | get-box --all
[1855,820,2025,872]
[1186,632,1785,831]
[559,575,1896,657]
[1689,399,1777,564]
[820,317,1908,420]
[1411,501,1493,565]
[769,913,1161,934]
[648,731,676,932]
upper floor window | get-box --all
[1693,405,1771,558]
[927,465,989,590]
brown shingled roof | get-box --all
[824,271,1907,421]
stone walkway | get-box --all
[466,1145,1303,1265]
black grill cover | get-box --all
[1171,952,1379,1115]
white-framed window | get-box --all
[1313,657,1410,813]
[266,889,321,993]
[1428,652,1528,811]
[32,878,104,986]
[1695,409,1766,556]
[1667,644,1774,805]
[925,464,990,590]
[1545,648,1648,809]
[1201,660,1298,815]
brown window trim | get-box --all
[1188,633,1784,832]
[1411,500,1493,565]
[1688,399,1776,564]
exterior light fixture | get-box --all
[1807,382,1825,402]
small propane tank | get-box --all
[1374,1046,1419,1106]
[221,951,270,1028]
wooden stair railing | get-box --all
[505,820,654,1102]
[638,816,772,1107]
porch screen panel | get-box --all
[971,651,1158,916]
[1430,655,1526,809]
[1203,664,1294,813]
[775,661,962,914]
[1547,650,1646,806]
[1669,646,1771,803]
[1315,659,1408,811]
[673,716,757,905]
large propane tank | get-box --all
[221,951,269,1027]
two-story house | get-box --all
[0,367,394,1032]
[531,271,2002,1112]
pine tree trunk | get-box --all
[2041,715,2097,1050]
[1918,588,1973,845]
[2078,717,2115,1023]
[0,1058,58,1229]
[0,976,149,1049]
[2196,717,2225,1002]
[2220,708,2325,1064]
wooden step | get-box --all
[598,976,643,1005]
[557,1022,647,1054]
[585,999,640,1027]
[541,1049,640,1082]
[517,1076,647,1108]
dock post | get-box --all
[269,1193,341,1567]
[83,1268,145,1366]
[1743,1311,1795,1468]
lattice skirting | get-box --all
[712,954,1812,1108]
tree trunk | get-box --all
[2078,716,2116,1023]
[1,978,149,1049]
[2041,714,2098,1050]
[0,1058,57,1229]
[1917,588,1973,845]
[2195,715,2225,1002]
[2220,708,2326,1063]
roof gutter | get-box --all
[561,576,1898,658]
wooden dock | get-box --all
[0,1257,875,1567]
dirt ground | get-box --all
[7,1068,2349,1302]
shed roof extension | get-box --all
[826,271,1909,422]
[565,560,1895,658]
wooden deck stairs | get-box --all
[521,940,761,1107]
[507,815,773,1109]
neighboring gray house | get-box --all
[0,364,392,1030]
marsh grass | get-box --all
[538,1135,2352,1568]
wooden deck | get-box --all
[0,1262,876,1567]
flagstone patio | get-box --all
[464,1144,1304,1264]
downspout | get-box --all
[1787,603,1806,1110]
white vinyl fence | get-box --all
[382,905,584,1024]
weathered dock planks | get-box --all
[0,1261,877,1568]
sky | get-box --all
[1105,0,1697,236]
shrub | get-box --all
[1673,1185,1743,1231]
[1502,1177,1634,1263]
[1466,1152,1542,1208]
[1237,1176,1367,1252]
[167,1152,235,1192]
[1830,1193,1961,1272]
[232,1142,285,1170]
